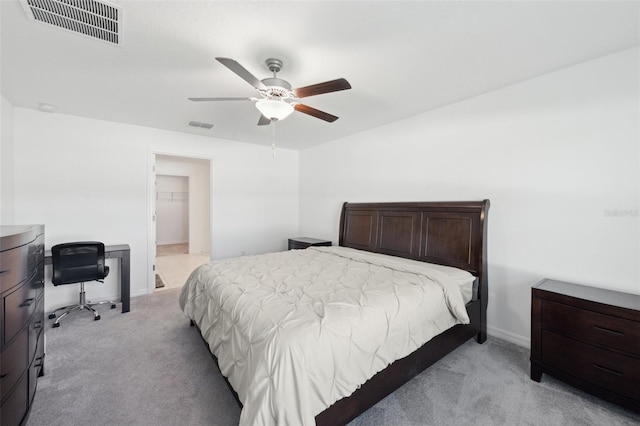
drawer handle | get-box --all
[34,320,43,329]
[0,269,9,276]
[20,298,35,307]
[0,373,7,381]
[592,325,624,337]
[593,363,623,377]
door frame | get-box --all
[147,148,213,294]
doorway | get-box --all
[150,154,212,292]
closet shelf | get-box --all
[156,191,188,202]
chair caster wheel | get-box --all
[95,315,101,321]
[111,304,117,309]
[49,313,56,319]
[53,322,60,328]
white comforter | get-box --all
[179,246,473,426]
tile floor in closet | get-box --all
[155,243,210,291]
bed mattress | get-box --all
[179,246,473,425]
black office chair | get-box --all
[49,241,117,327]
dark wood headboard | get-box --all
[339,200,490,299]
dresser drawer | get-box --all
[28,334,45,407]
[29,294,45,365]
[0,326,28,402]
[542,330,640,400]
[4,278,37,345]
[0,372,28,426]
[0,244,30,293]
[542,300,640,356]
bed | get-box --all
[180,200,490,425]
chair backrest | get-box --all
[51,241,108,286]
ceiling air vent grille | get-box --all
[189,121,214,130]
[21,0,121,45]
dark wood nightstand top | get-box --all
[289,237,331,245]
[288,237,332,250]
[534,278,640,314]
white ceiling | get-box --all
[1,1,638,150]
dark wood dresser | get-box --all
[0,225,45,426]
[287,237,332,250]
[531,278,640,413]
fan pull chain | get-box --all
[271,119,277,157]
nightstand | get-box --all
[531,278,640,413]
[288,237,332,250]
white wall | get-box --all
[299,47,640,347]
[12,111,299,311]
[0,95,15,224]
[155,154,211,254]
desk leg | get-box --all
[121,250,130,313]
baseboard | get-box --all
[132,288,151,298]
[487,325,530,349]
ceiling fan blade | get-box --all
[293,78,351,99]
[216,57,268,91]
[257,114,271,126]
[188,97,253,102]
[294,104,339,122]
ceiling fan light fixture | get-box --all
[255,99,294,121]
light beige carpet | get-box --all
[27,289,640,426]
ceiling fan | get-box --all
[189,57,351,125]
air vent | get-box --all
[188,121,214,130]
[21,0,121,45]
